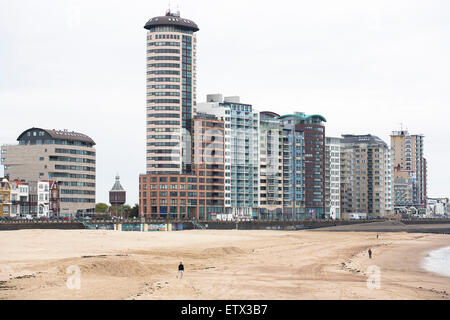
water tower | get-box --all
[109,175,126,212]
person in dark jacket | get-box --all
[178,262,184,279]
[368,249,372,259]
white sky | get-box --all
[1,0,449,206]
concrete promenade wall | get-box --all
[1,219,449,233]
[0,222,85,231]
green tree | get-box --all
[130,204,139,218]
[119,204,131,212]
[95,203,109,213]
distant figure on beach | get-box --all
[376,234,379,239]
[368,249,372,259]
[178,262,184,279]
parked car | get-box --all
[63,216,72,221]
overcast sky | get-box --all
[1,0,449,206]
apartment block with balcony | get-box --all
[390,130,426,208]
[279,113,326,219]
[281,124,305,219]
[197,94,260,219]
[325,137,342,219]
[341,134,392,217]
[258,112,283,219]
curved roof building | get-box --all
[2,127,96,216]
[17,127,95,146]
[144,10,200,175]
[278,112,326,123]
[144,14,199,32]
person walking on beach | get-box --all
[368,249,372,259]
[177,262,184,279]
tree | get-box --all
[95,203,109,213]
[130,204,139,218]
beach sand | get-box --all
[0,229,449,300]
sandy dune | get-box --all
[0,229,449,300]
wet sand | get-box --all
[0,229,449,300]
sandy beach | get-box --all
[0,229,449,300]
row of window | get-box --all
[147,77,180,82]
[19,139,93,147]
[148,63,180,68]
[147,149,180,154]
[147,106,180,111]
[146,192,224,200]
[147,141,179,147]
[147,164,180,168]
[147,99,180,104]
[60,198,95,203]
[148,157,181,161]
[54,164,96,172]
[147,56,180,61]
[49,172,95,180]
[147,70,180,75]
[146,127,180,132]
[60,189,96,195]
[147,85,180,90]
[146,26,194,34]
[59,181,95,188]
[49,156,95,164]
[147,135,179,140]
[147,120,180,126]
[147,113,180,119]
[55,148,95,156]
[147,41,180,47]
[147,48,180,54]
[154,34,180,40]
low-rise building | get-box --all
[427,198,448,216]
[10,180,29,217]
[0,178,12,216]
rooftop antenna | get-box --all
[166,1,171,16]
[176,4,180,17]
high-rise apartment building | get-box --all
[341,134,392,217]
[281,124,305,219]
[1,128,96,216]
[279,113,326,219]
[325,137,342,219]
[390,130,426,208]
[197,94,259,218]
[258,112,283,219]
[145,10,199,175]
